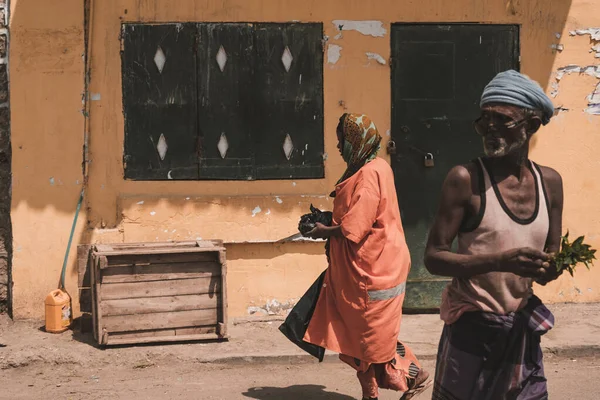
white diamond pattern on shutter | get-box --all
[281,46,293,72]
[217,133,229,159]
[283,134,294,160]
[154,46,166,73]
[216,45,228,72]
[156,133,168,160]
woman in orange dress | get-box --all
[305,113,430,400]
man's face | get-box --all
[475,103,530,158]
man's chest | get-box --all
[467,172,539,221]
[493,176,537,219]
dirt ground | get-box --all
[1,306,600,399]
[0,355,598,400]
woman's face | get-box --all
[336,122,344,156]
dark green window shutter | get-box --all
[122,23,198,180]
[252,23,324,180]
[197,23,255,180]
[121,23,324,181]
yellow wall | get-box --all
[9,0,600,319]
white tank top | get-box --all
[440,158,550,324]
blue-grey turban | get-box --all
[480,70,555,125]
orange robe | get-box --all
[304,158,412,364]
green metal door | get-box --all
[390,24,520,311]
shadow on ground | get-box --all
[243,385,355,400]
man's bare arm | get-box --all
[537,166,564,285]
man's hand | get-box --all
[536,256,565,285]
[497,248,550,278]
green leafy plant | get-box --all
[551,231,596,277]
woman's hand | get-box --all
[307,223,343,239]
[307,223,330,239]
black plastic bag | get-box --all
[297,204,333,263]
[297,204,333,236]
[278,270,327,362]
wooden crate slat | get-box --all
[97,247,226,257]
[103,309,218,332]
[175,326,218,336]
[107,325,216,341]
[101,262,221,283]
[102,251,220,268]
[95,244,115,252]
[100,240,222,250]
[220,259,228,337]
[101,277,220,300]
[106,333,221,346]
[101,294,219,316]
[93,255,108,342]
[91,256,98,341]
[109,327,177,340]
[102,241,198,250]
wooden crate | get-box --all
[90,240,227,346]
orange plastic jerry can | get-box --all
[45,289,72,333]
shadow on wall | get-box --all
[7,0,575,309]
[519,0,574,95]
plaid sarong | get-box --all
[433,295,554,400]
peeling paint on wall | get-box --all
[332,20,387,38]
[569,28,600,40]
[327,44,342,64]
[251,206,262,217]
[553,65,600,115]
[587,83,600,115]
[569,28,600,58]
[366,52,386,65]
[247,298,297,316]
[588,83,600,103]
[550,81,560,98]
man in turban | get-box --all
[424,70,564,399]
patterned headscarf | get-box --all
[332,113,382,197]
